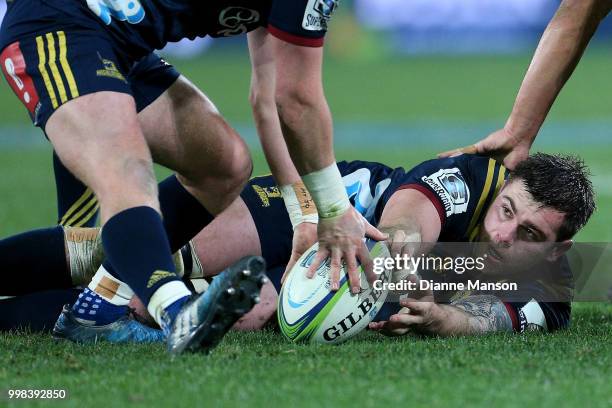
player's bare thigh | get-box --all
[191,197,262,275]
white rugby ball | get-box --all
[278,239,392,344]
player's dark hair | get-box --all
[509,153,596,241]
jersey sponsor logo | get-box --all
[217,7,260,36]
[342,168,391,223]
[0,42,41,116]
[86,0,145,25]
[302,0,339,31]
[421,168,470,217]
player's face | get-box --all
[477,179,570,275]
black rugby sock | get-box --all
[0,226,70,296]
[0,289,80,332]
[101,206,179,305]
[101,175,213,282]
[158,175,214,252]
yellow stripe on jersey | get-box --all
[469,224,480,242]
[467,159,496,238]
[73,201,100,227]
[493,165,507,196]
[57,31,79,99]
[45,32,67,104]
[60,188,94,226]
[64,196,98,227]
[36,35,58,109]
[469,164,507,242]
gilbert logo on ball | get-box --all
[278,239,392,344]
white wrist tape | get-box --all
[280,181,318,228]
[302,164,350,219]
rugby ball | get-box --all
[278,239,392,344]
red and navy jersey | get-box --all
[337,156,570,332]
[338,154,507,242]
[244,155,571,332]
[1,0,336,56]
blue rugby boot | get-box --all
[165,256,267,355]
[53,304,165,344]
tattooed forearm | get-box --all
[451,295,513,334]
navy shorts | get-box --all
[240,175,294,292]
[0,0,178,129]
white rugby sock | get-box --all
[88,264,134,306]
[147,281,192,326]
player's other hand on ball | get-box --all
[369,276,436,337]
[437,127,531,170]
[307,208,388,294]
[282,222,318,285]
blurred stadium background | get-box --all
[1,0,611,241]
[0,2,611,407]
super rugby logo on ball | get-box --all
[278,239,392,344]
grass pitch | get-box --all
[1,304,610,407]
[1,50,611,407]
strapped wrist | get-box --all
[280,181,318,229]
[302,163,350,219]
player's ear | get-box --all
[547,239,573,262]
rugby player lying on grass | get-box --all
[0,153,594,339]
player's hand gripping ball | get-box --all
[278,239,392,344]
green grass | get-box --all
[1,304,610,408]
[1,52,611,407]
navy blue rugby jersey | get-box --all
[341,156,571,332]
[2,0,336,55]
[338,154,507,241]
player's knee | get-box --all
[223,136,252,195]
[228,135,253,186]
[183,133,251,193]
[213,126,252,188]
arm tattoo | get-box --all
[451,295,513,333]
